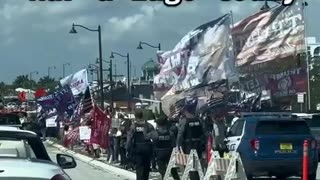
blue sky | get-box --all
[0,0,318,83]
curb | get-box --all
[46,140,135,180]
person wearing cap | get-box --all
[176,97,205,157]
[126,109,155,180]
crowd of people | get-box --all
[20,97,237,180]
[104,97,236,180]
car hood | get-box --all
[0,158,64,179]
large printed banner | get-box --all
[37,86,77,116]
[60,69,88,95]
[154,14,236,100]
[232,1,305,67]
[240,67,307,97]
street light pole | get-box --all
[88,64,99,83]
[70,23,104,110]
[48,66,56,78]
[137,41,161,51]
[110,52,130,111]
[97,58,113,109]
[62,63,70,78]
[109,58,113,109]
[29,71,39,89]
[127,53,130,109]
[97,25,104,110]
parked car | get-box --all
[0,127,76,179]
[225,112,318,180]
[293,113,320,160]
[0,113,22,129]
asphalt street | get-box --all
[46,144,320,180]
[45,145,130,180]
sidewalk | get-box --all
[45,139,161,180]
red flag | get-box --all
[90,105,111,149]
[18,92,26,102]
[35,88,46,99]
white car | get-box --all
[0,127,77,180]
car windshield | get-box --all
[255,120,310,135]
[0,114,21,125]
[310,115,320,128]
[0,138,36,159]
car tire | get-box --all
[308,173,316,180]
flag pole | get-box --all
[302,0,311,111]
[229,11,241,104]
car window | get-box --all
[235,120,244,136]
[255,120,310,135]
[228,121,239,137]
[0,114,21,125]
[0,139,29,158]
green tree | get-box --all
[12,75,34,89]
[309,55,320,111]
[37,76,59,93]
[0,82,8,97]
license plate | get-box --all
[280,143,293,150]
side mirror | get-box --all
[56,154,77,169]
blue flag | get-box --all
[37,85,78,116]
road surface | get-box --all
[46,145,129,180]
[46,144,320,180]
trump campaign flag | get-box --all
[60,69,89,96]
[37,85,77,116]
[158,14,236,116]
[232,1,305,67]
[90,104,111,149]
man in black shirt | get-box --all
[176,97,205,157]
[126,109,155,180]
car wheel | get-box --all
[308,173,316,180]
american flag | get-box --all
[206,95,225,108]
[80,87,94,114]
[64,127,80,147]
[169,98,185,119]
[69,87,93,122]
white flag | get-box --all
[60,69,88,95]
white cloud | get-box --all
[219,1,261,19]
[105,4,162,40]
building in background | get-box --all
[307,37,320,57]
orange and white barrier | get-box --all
[176,148,188,166]
[181,149,204,180]
[204,151,247,180]
[163,147,188,180]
